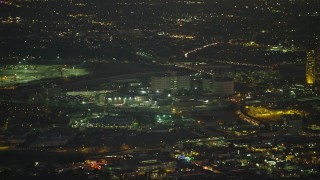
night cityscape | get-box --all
[1,0,320,179]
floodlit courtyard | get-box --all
[244,105,305,121]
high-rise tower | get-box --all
[306,50,316,85]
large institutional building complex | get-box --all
[151,72,234,96]
[151,75,191,92]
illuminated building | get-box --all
[212,78,234,96]
[151,76,171,92]
[151,75,190,92]
[172,76,190,90]
[306,50,316,85]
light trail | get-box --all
[184,42,219,58]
